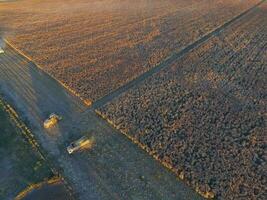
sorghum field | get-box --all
[98,2,267,199]
[0,0,261,102]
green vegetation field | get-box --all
[0,99,53,200]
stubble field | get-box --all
[0,0,261,102]
[98,3,267,199]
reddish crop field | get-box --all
[98,3,267,199]
[0,0,261,102]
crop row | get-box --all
[0,0,261,101]
[98,4,267,199]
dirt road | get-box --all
[0,44,202,199]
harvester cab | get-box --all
[43,113,62,129]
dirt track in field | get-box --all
[0,44,202,200]
[92,0,266,109]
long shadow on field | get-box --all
[0,38,205,200]
[0,40,86,154]
[26,53,89,154]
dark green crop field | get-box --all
[0,99,53,200]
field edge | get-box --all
[3,39,92,107]
[0,96,75,200]
[95,109,215,199]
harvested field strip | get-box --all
[0,56,69,122]
[0,43,87,115]
[0,97,74,199]
[4,40,92,106]
[0,59,78,118]
[92,0,266,109]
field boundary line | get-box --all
[0,97,75,200]
[3,39,92,107]
[95,110,213,199]
[92,0,266,109]
[14,176,62,200]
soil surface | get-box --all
[22,182,72,200]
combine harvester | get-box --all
[43,113,62,129]
[67,136,93,154]
[43,113,93,154]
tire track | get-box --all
[0,47,85,118]
[0,57,58,121]
[0,63,44,124]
